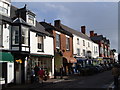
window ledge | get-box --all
[37,50,44,52]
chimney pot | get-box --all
[81,26,86,34]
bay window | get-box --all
[12,26,19,45]
[21,26,28,45]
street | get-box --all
[43,70,113,89]
[4,70,114,90]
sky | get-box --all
[11,2,118,52]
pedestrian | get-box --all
[54,65,57,79]
[112,63,120,89]
[34,65,39,77]
[31,68,35,83]
[38,67,45,83]
[60,65,64,79]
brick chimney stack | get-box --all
[90,31,94,37]
[81,26,86,34]
[54,20,61,29]
[94,33,97,36]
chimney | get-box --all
[54,20,61,29]
[81,26,86,34]
[90,31,94,37]
[94,33,97,36]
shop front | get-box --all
[0,52,14,85]
[29,54,54,78]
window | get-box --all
[83,40,85,46]
[56,34,60,49]
[96,47,98,53]
[0,1,9,15]
[21,26,28,45]
[0,24,2,46]
[100,47,104,54]
[88,42,90,47]
[77,48,80,56]
[94,46,96,54]
[37,36,44,51]
[66,37,70,51]
[12,26,19,45]
[83,49,85,56]
[28,14,35,25]
[77,38,79,45]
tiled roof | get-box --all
[60,24,92,41]
[40,22,73,37]
[30,21,53,37]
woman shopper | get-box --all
[38,68,45,84]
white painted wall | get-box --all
[0,0,11,17]
[92,42,99,58]
[7,62,14,83]
[73,34,99,58]
[73,34,92,57]
[2,24,11,50]
[30,31,54,55]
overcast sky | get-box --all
[12,2,118,52]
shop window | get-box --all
[37,36,44,51]
[66,37,70,51]
[56,34,60,49]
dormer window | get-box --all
[28,14,34,25]
[0,1,9,16]
[26,12,36,26]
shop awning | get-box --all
[0,52,14,62]
[76,57,87,63]
[63,56,77,63]
[31,54,54,58]
[69,57,77,63]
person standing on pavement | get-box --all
[60,65,64,79]
[34,65,39,77]
[112,63,120,89]
[38,67,45,83]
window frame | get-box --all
[83,40,85,46]
[56,33,60,49]
[37,36,44,52]
[77,38,79,45]
[77,48,80,56]
[66,37,70,51]
[0,24,3,47]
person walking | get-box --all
[112,63,120,89]
[38,68,45,84]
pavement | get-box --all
[2,74,79,89]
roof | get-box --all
[12,17,30,26]
[60,24,92,41]
[0,14,12,23]
[10,5,18,19]
[30,21,53,37]
[40,22,73,37]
